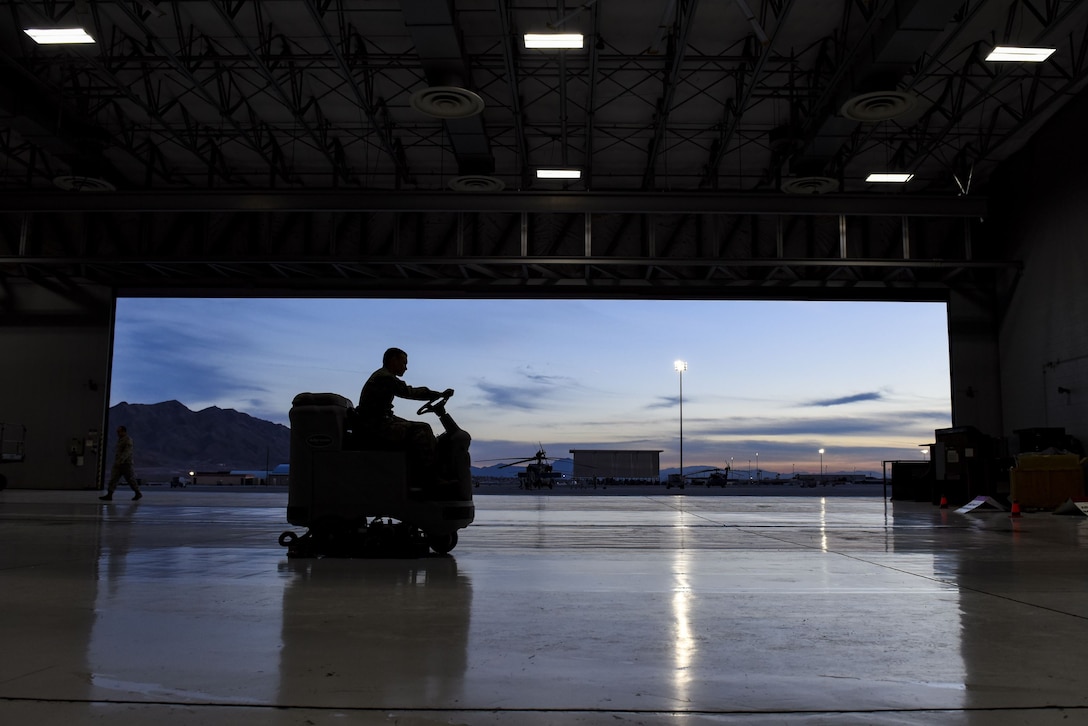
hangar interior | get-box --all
[3,0,1087,489]
[2,2,1088,723]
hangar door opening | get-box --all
[109,298,952,486]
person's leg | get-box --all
[385,420,435,488]
[407,422,435,460]
[125,465,142,500]
[100,468,120,500]
[377,421,417,487]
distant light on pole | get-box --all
[756,452,759,481]
[819,448,825,476]
[674,360,687,482]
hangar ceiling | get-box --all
[1,0,1086,311]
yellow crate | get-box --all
[1015,453,1082,470]
[1010,469,1085,509]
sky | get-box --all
[111,298,952,477]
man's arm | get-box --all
[398,382,445,401]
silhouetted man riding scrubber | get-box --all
[280,348,474,558]
[357,347,456,493]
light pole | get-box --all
[755,452,759,481]
[674,360,687,482]
[819,448,825,478]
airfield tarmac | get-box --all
[2,487,1087,725]
[472,480,888,497]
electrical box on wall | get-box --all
[933,426,1002,505]
[68,437,84,465]
[86,430,100,455]
[69,431,100,466]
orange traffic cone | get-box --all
[939,495,949,509]
[1010,500,1022,518]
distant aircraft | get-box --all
[678,465,732,487]
[477,447,567,490]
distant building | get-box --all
[229,465,291,486]
[191,471,257,486]
[190,467,290,486]
[569,449,662,479]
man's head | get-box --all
[116,425,127,437]
[382,347,408,376]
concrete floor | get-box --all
[2,488,1088,725]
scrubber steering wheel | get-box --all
[417,392,452,416]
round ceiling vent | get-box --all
[781,176,839,195]
[448,175,506,192]
[410,86,485,119]
[840,90,917,122]
[53,175,116,192]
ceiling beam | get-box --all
[0,191,987,217]
[641,0,701,189]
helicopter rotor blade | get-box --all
[477,447,559,469]
[495,457,537,468]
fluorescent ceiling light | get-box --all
[524,33,584,49]
[866,172,914,183]
[985,46,1056,62]
[24,27,95,44]
[536,169,582,179]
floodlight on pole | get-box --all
[819,448,825,476]
[674,360,687,482]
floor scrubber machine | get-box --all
[279,392,474,557]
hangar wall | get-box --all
[991,91,1088,452]
[947,290,1003,438]
[0,281,112,490]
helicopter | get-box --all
[675,464,733,488]
[479,447,568,490]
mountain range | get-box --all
[107,401,774,482]
[107,400,291,476]
[106,401,523,480]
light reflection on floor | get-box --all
[1,489,1087,724]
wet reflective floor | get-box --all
[2,489,1088,725]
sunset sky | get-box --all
[111,298,952,476]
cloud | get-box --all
[667,436,923,476]
[691,409,948,438]
[523,372,570,385]
[807,391,884,406]
[474,367,581,411]
[553,409,947,439]
[468,402,948,475]
[111,305,271,411]
[475,381,545,410]
[646,395,679,410]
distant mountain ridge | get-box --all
[108,400,291,475]
[107,401,761,482]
